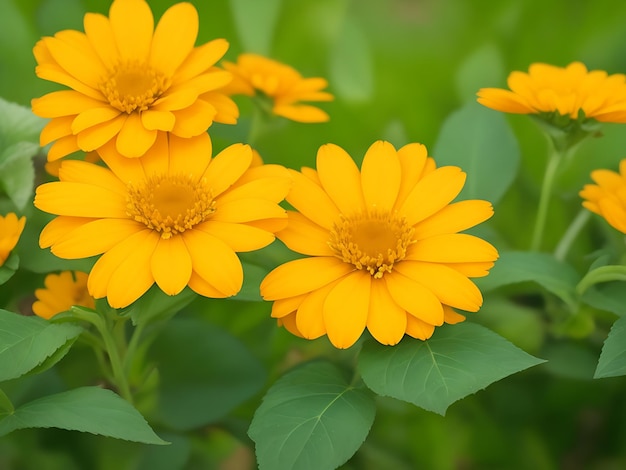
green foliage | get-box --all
[358,323,545,415]
[595,316,626,378]
[0,252,19,285]
[249,360,376,470]
[229,0,282,55]
[0,386,167,444]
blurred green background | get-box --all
[2,0,626,468]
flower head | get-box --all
[260,141,498,349]
[32,271,95,319]
[221,53,333,123]
[31,0,238,161]
[34,133,291,308]
[580,159,626,234]
[0,213,26,266]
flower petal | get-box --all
[407,234,498,263]
[197,220,275,252]
[270,294,307,319]
[366,279,407,345]
[211,198,286,224]
[109,0,154,61]
[414,200,494,239]
[151,235,192,295]
[385,271,443,326]
[276,211,335,256]
[173,39,229,84]
[115,112,158,157]
[168,133,212,177]
[150,2,198,75]
[84,12,118,69]
[35,181,127,218]
[76,113,126,151]
[286,169,340,229]
[405,315,435,340]
[203,143,252,196]
[361,141,401,211]
[296,281,340,340]
[316,143,365,214]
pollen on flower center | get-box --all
[100,62,170,113]
[329,210,415,278]
[126,175,216,239]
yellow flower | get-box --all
[580,159,626,234]
[34,133,291,309]
[0,213,26,267]
[221,53,333,123]
[32,271,95,320]
[45,150,101,178]
[31,0,238,161]
[260,141,498,349]
[477,62,626,122]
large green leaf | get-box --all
[595,316,626,378]
[0,142,37,210]
[149,317,266,431]
[249,360,376,470]
[0,97,45,147]
[582,281,626,317]
[0,309,83,382]
[432,100,520,204]
[358,323,545,415]
[0,386,167,444]
[476,251,580,310]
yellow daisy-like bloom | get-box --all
[31,0,238,161]
[221,53,333,123]
[260,141,498,349]
[34,133,291,309]
[580,159,626,234]
[477,62,626,122]
[0,213,26,267]
[32,271,95,320]
[45,150,101,178]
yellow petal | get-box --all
[98,139,146,182]
[261,256,353,300]
[84,12,118,69]
[43,34,105,89]
[443,305,466,325]
[273,104,329,123]
[137,132,169,176]
[171,99,217,137]
[203,143,252,196]
[277,312,304,338]
[173,39,229,84]
[476,88,535,114]
[40,216,96,248]
[414,200,494,239]
[46,135,81,161]
[110,0,154,61]
[168,133,212,177]
[141,110,175,131]
[35,181,128,218]
[40,116,74,146]
[270,294,307,319]
[323,271,371,349]
[72,107,122,134]
[197,220,275,252]
[276,211,334,256]
[361,141,401,211]
[286,169,340,229]
[385,272,443,326]
[405,315,435,340]
[316,143,365,214]
[115,112,157,157]
[36,63,103,100]
[151,235,192,295]
[395,143,430,208]
[212,198,286,224]
[407,234,499,263]
[366,279,407,345]
[187,271,230,298]
[76,113,126,151]
[32,90,105,118]
[296,282,339,339]
[445,261,496,278]
[150,2,198,76]
[58,160,126,195]
[217,175,291,205]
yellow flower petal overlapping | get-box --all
[477,62,626,122]
[32,271,95,320]
[31,0,239,161]
[0,213,26,267]
[34,133,291,308]
[221,53,333,123]
[580,159,626,234]
[260,141,498,349]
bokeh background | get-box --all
[2,0,626,468]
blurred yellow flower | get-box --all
[260,141,498,349]
[32,271,95,320]
[221,53,333,123]
[31,0,238,161]
[580,159,626,234]
[0,213,26,266]
[477,62,626,122]
[34,133,291,308]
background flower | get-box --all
[0,213,26,266]
[261,141,498,348]
[34,133,291,308]
[580,159,626,234]
[31,0,238,161]
[32,271,95,319]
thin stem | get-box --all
[96,315,133,404]
[124,321,146,375]
[531,147,564,251]
[554,209,591,261]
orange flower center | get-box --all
[100,62,169,113]
[126,174,215,239]
[329,210,415,278]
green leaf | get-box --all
[128,286,197,326]
[582,281,626,317]
[476,251,580,310]
[455,43,505,102]
[233,261,267,302]
[249,360,376,470]
[229,0,282,55]
[149,317,266,431]
[576,265,626,296]
[0,252,19,285]
[0,388,13,415]
[0,386,167,444]
[0,97,46,147]
[432,100,520,204]
[358,323,545,415]
[0,309,83,382]
[595,316,626,378]
[0,142,36,209]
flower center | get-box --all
[126,175,216,239]
[329,210,415,278]
[100,62,169,113]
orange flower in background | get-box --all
[580,159,626,234]
[477,62,626,122]
[31,0,238,161]
[261,141,498,349]
[221,53,333,123]
[34,133,291,309]
[32,271,95,320]
[0,213,26,267]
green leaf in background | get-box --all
[0,388,13,415]
[0,97,45,146]
[0,252,19,285]
[358,323,545,415]
[128,286,197,327]
[249,360,376,470]
[0,309,83,382]
[455,43,505,102]
[476,251,580,310]
[595,316,626,378]
[582,281,626,317]
[432,100,520,204]
[0,142,37,210]
[0,386,167,444]
[229,0,282,55]
[233,261,268,301]
[149,317,266,431]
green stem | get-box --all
[124,321,146,375]
[531,147,564,251]
[554,209,591,261]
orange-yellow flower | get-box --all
[32,271,95,320]
[260,141,498,349]
[477,62,626,122]
[580,159,626,234]
[34,133,291,309]
[0,213,26,267]
[31,0,238,161]
[221,53,333,123]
